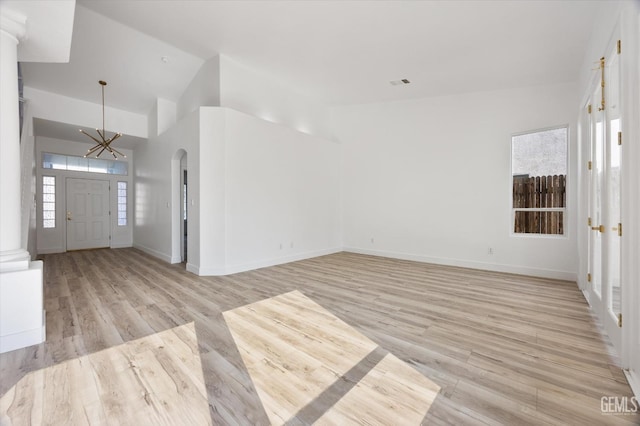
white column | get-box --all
[0,13,29,271]
[0,12,46,353]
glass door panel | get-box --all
[605,50,622,319]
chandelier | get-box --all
[80,80,126,159]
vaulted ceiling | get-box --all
[22,0,605,116]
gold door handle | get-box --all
[591,225,604,232]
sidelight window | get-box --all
[117,181,127,226]
[42,176,56,228]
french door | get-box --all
[586,40,622,350]
[66,178,110,251]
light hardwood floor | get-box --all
[0,248,637,425]
[224,290,440,424]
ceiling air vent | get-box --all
[390,79,410,86]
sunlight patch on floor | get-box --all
[223,290,440,425]
[0,322,211,426]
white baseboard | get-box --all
[625,369,640,399]
[185,262,201,275]
[37,247,65,255]
[111,243,133,249]
[132,244,172,264]
[39,245,133,254]
[196,247,343,276]
[141,244,574,281]
[343,247,577,281]
[134,245,341,276]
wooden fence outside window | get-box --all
[513,174,566,235]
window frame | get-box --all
[510,125,569,238]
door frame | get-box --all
[181,168,188,263]
[170,149,187,264]
[583,35,623,355]
[578,6,640,398]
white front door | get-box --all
[66,178,110,251]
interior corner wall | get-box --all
[148,98,178,138]
[147,99,158,138]
[333,82,579,280]
[194,108,226,274]
[133,109,201,266]
[176,56,221,121]
[136,106,340,276]
[219,108,341,274]
[20,110,37,260]
[157,98,177,135]
[218,55,333,141]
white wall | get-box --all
[578,1,626,94]
[20,106,37,259]
[196,108,225,274]
[134,109,201,265]
[333,82,579,280]
[157,98,177,135]
[35,137,134,254]
[134,106,341,275]
[174,54,334,141]
[148,97,177,138]
[24,86,147,138]
[220,108,341,274]
[177,56,221,121]
[219,55,333,141]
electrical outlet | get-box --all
[488,247,493,255]
[279,243,283,250]
[371,237,375,244]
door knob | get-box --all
[67,211,72,221]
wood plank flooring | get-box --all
[0,248,637,425]
[223,290,440,424]
[1,322,211,425]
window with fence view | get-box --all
[512,127,567,235]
